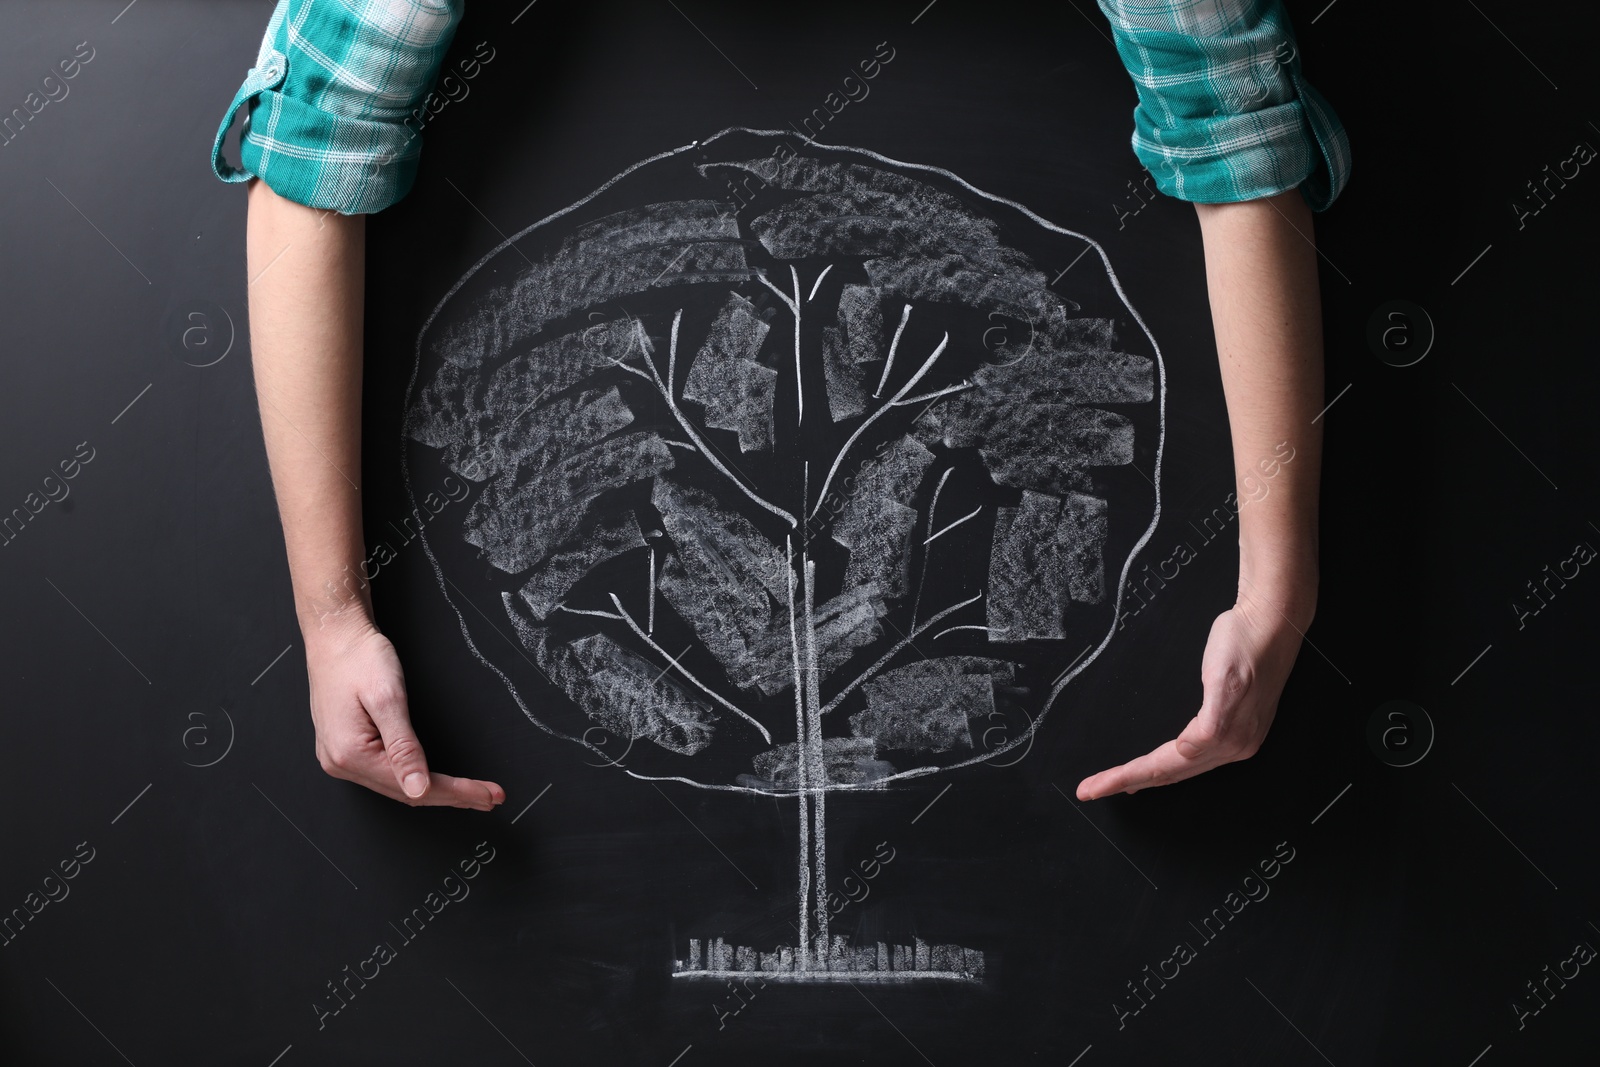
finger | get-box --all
[345,760,504,810]
[1076,727,1224,799]
[362,681,431,799]
[1076,746,1210,799]
[422,773,506,810]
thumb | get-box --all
[1180,613,1247,758]
[365,683,430,798]
[1171,694,1228,758]
[1174,720,1212,760]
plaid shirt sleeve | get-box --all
[210,0,464,215]
[1096,0,1352,211]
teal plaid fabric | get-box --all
[210,0,464,215]
[211,0,1349,215]
[1096,0,1351,211]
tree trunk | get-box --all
[790,547,828,970]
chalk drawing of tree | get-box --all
[403,129,1165,982]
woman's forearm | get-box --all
[245,177,373,647]
[1193,187,1324,628]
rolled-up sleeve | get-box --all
[210,0,464,215]
[1096,0,1352,211]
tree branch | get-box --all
[755,271,797,314]
[809,329,958,521]
[607,593,774,744]
[898,381,975,408]
[628,314,798,528]
[819,591,983,716]
[555,605,624,621]
[807,264,834,303]
[790,265,803,424]
[754,268,806,423]
[874,303,912,399]
[912,468,956,628]
[925,506,981,545]
[932,624,1005,641]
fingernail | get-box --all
[403,772,428,797]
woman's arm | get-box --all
[1076,185,1322,799]
[246,176,504,811]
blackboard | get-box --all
[3,1,1599,1064]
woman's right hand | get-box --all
[305,619,505,811]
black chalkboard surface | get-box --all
[3,1,1599,1064]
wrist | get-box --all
[1236,562,1318,632]
[296,570,377,655]
[301,609,380,660]
[1238,521,1317,618]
